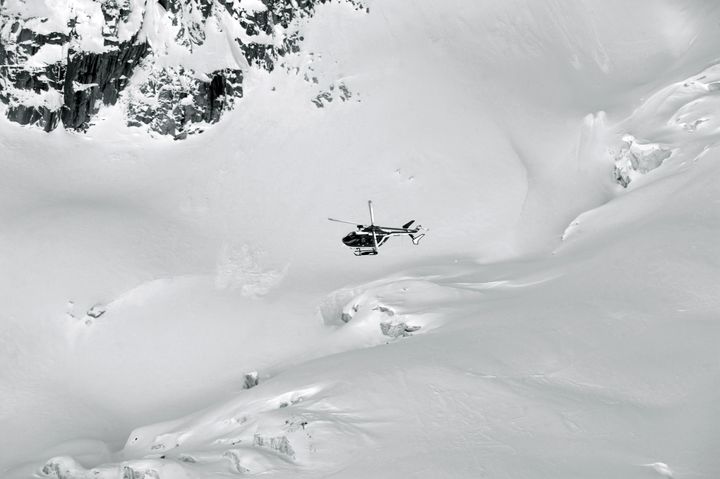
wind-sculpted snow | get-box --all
[559,59,720,245]
[39,383,369,478]
[25,211,720,477]
[604,62,720,188]
[0,0,365,137]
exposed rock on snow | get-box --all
[379,321,421,338]
[612,134,672,187]
[242,371,260,389]
[311,81,352,107]
[340,305,358,323]
[86,304,107,319]
[372,304,395,316]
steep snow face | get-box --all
[2,0,720,478]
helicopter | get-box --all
[329,201,426,256]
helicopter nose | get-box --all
[342,233,356,246]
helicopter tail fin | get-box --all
[402,220,415,229]
[410,233,425,245]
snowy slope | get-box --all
[1,1,720,478]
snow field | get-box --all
[2,0,720,478]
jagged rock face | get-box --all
[0,0,150,132]
[0,0,365,138]
[127,66,242,139]
[62,41,149,129]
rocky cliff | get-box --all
[0,0,364,138]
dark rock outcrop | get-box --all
[0,0,365,137]
[61,40,149,130]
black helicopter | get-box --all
[329,201,426,256]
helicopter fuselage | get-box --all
[342,227,389,248]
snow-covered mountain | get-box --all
[0,0,364,137]
[1,1,720,478]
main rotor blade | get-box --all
[373,225,416,231]
[328,217,363,226]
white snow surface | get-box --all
[1,1,720,478]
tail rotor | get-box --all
[410,224,426,245]
[410,233,425,245]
